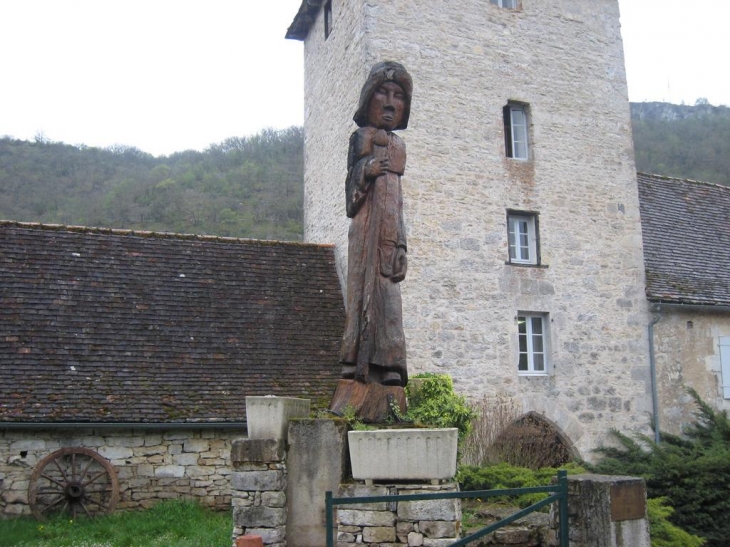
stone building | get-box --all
[287,0,654,459]
[0,221,343,517]
[637,173,730,437]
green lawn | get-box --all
[0,501,231,547]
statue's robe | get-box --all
[340,127,408,386]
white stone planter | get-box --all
[348,428,458,482]
[245,396,310,441]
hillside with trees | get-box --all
[0,127,303,241]
[1,101,728,239]
[631,100,730,186]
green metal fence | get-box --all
[325,469,569,547]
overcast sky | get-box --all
[1,0,728,157]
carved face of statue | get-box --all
[366,81,406,131]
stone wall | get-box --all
[336,482,461,546]
[0,427,243,517]
[298,0,654,459]
[652,308,730,435]
[231,438,289,547]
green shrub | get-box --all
[590,389,730,546]
[405,373,475,440]
[457,461,585,509]
[647,498,705,547]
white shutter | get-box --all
[720,337,730,399]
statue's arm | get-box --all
[345,130,376,218]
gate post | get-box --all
[551,474,650,547]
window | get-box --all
[517,314,548,375]
[491,0,518,7]
[507,211,539,265]
[503,102,529,159]
[324,0,333,39]
[721,337,730,399]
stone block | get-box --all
[337,484,391,511]
[363,526,396,543]
[338,509,396,527]
[183,439,210,453]
[423,539,457,547]
[398,498,459,522]
[234,505,287,527]
[10,440,46,451]
[232,470,284,491]
[408,531,424,546]
[154,465,185,478]
[98,446,133,460]
[247,527,286,544]
[419,520,457,538]
[349,429,457,481]
[134,445,164,456]
[172,453,199,466]
[494,527,531,543]
[245,396,310,440]
[231,438,286,464]
[186,465,214,478]
[2,490,27,504]
[261,491,286,508]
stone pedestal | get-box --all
[329,379,406,423]
[245,396,310,441]
[336,482,461,546]
[286,419,350,547]
[348,428,458,483]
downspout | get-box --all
[648,306,662,443]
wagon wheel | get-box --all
[28,447,119,520]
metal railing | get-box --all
[326,469,569,547]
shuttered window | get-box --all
[720,337,730,399]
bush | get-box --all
[647,498,705,547]
[405,373,475,441]
[457,461,585,509]
[590,389,730,546]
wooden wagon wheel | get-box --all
[28,447,119,520]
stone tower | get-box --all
[287,0,652,459]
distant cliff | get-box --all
[630,101,730,186]
[631,101,730,122]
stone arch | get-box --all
[491,411,579,468]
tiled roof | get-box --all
[637,173,730,307]
[0,222,344,423]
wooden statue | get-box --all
[339,61,412,389]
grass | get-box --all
[0,500,231,547]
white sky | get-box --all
[0,0,728,157]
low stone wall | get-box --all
[0,427,244,517]
[336,482,461,546]
[231,438,288,547]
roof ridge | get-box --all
[637,172,730,191]
[0,219,334,249]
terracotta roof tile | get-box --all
[0,221,344,423]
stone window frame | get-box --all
[503,101,530,160]
[324,0,333,40]
[517,312,550,376]
[490,0,520,10]
[506,209,541,266]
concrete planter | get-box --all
[245,396,310,441]
[348,428,458,482]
